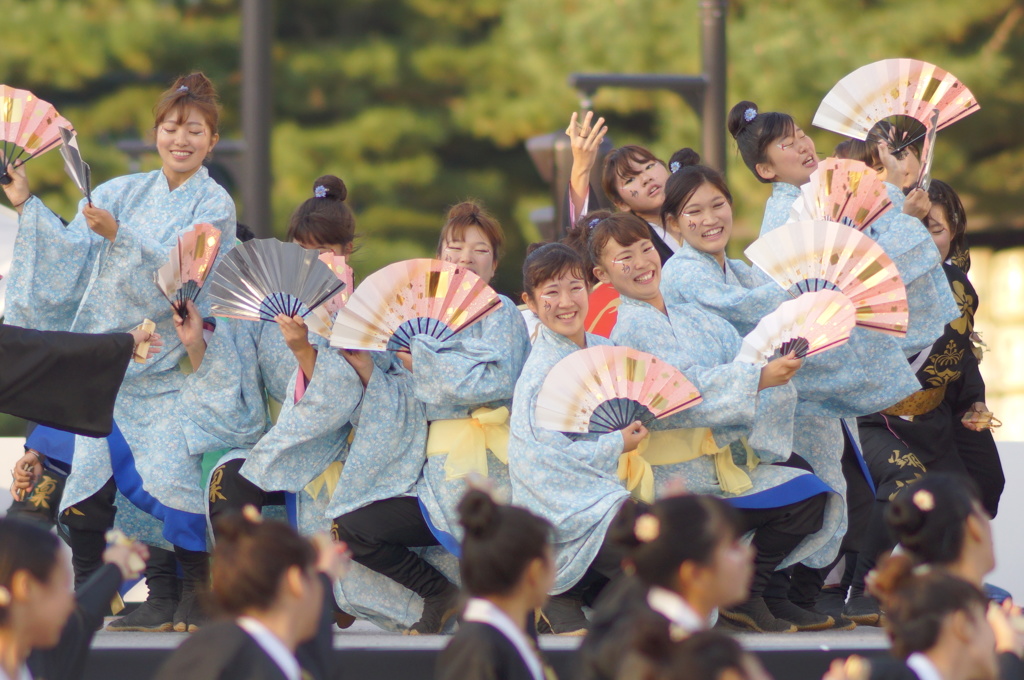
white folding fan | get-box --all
[155,223,222,319]
[789,158,892,231]
[735,290,856,366]
[744,220,908,337]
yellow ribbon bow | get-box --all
[617,428,757,502]
[426,406,510,480]
[304,461,345,501]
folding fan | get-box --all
[916,108,939,191]
[155,223,222,319]
[330,258,501,351]
[735,290,857,366]
[0,86,72,185]
[58,127,91,203]
[535,346,703,434]
[207,238,346,322]
[790,158,892,231]
[812,59,979,153]
[744,220,909,336]
[303,253,353,339]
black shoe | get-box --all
[816,585,848,620]
[537,596,588,636]
[107,599,177,632]
[720,597,797,633]
[765,598,841,631]
[842,595,883,626]
[406,584,459,635]
[173,589,208,633]
[334,610,357,629]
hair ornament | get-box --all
[242,504,264,523]
[912,489,935,512]
[634,514,661,543]
[743,107,758,123]
[314,185,329,199]
[0,586,10,607]
[177,85,190,93]
[587,217,601,230]
[669,161,681,174]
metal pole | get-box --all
[241,0,273,237]
[701,0,727,174]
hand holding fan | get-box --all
[58,127,91,204]
[736,290,856,366]
[0,86,72,185]
[812,58,979,153]
[330,258,501,351]
[155,223,222,320]
[790,158,892,231]
[744,220,909,336]
[304,253,353,339]
[207,238,346,322]
[535,346,702,434]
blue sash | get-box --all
[726,474,834,510]
[418,498,461,557]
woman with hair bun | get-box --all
[437,489,555,680]
[153,511,349,680]
[1,72,236,633]
[330,200,530,634]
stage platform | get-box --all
[84,620,892,680]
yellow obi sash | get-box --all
[304,461,344,501]
[618,428,757,502]
[881,385,946,417]
[426,406,510,480]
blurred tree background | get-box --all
[0,0,1022,434]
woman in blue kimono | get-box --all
[584,213,835,633]
[508,242,649,636]
[330,202,530,634]
[1,73,236,632]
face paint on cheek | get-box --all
[689,222,698,230]
[543,301,551,311]
[620,263,630,275]
[630,190,639,199]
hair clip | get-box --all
[669,161,681,173]
[634,514,660,543]
[242,504,264,523]
[177,85,190,93]
[743,107,757,123]
[314,185,328,199]
[587,217,601,230]
[0,586,10,606]
[912,489,935,512]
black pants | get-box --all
[332,496,451,599]
[208,458,286,537]
[559,500,644,607]
[741,492,827,599]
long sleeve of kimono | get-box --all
[0,325,132,437]
[408,297,529,406]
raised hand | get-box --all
[758,352,803,391]
[566,111,608,216]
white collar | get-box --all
[907,653,944,680]
[237,616,301,680]
[647,586,707,635]
[462,598,545,680]
[648,222,681,252]
[0,665,31,680]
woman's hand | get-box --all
[758,352,802,391]
[620,420,649,453]
[276,314,317,381]
[988,600,1024,657]
[877,142,919,191]
[341,349,374,387]
[83,205,119,241]
[9,450,43,501]
[103,530,150,580]
[130,328,163,361]
[395,349,413,373]
[962,402,1000,432]
[2,161,30,213]
[902,187,932,220]
[312,533,352,581]
[566,111,607,214]
[172,300,204,350]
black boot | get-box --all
[720,597,797,633]
[537,594,589,636]
[764,597,841,631]
[107,547,179,632]
[173,546,211,633]
[67,528,107,591]
[406,582,459,635]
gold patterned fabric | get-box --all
[881,385,947,417]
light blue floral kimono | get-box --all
[612,295,839,567]
[5,167,235,549]
[509,324,630,594]
[327,296,529,632]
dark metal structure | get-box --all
[241,0,273,237]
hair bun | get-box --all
[727,100,759,140]
[171,72,218,102]
[447,201,482,221]
[458,489,500,539]
[312,175,347,202]
[668,148,701,172]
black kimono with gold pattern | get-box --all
[856,263,1004,516]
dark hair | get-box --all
[660,149,734,226]
[437,201,504,260]
[834,139,882,171]
[727,100,796,184]
[886,473,982,566]
[869,554,989,659]
[586,212,655,276]
[522,242,585,299]
[235,222,256,243]
[286,175,356,249]
[601,145,665,205]
[211,511,318,616]
[154,72,221,134]
[927,180,970,272]
[611,494,744,590]
[458,489,552,597]
[0,518,62,625]
[627,628,750,680]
